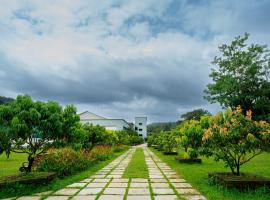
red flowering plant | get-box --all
[89,145,113,161]
[202,106,270,176]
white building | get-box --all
[134,117,147,138]
[79,111,131,131]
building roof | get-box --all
[79,111,130,126]
[79,111,107,120]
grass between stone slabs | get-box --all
[150,148,270,200]
[122,148,149,179]
[0,150,127,199]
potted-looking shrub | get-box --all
[175,118,207,163]
[161,131,178,155]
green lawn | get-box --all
[0,150,127,199]
[150,148,270,200]
[0,152,28,177]
[123,148,149,178]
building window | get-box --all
[139,129,143,131]
[135,127,138,130]
[139,123,143,125]
[139,134,142,136]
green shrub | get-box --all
[89,145,113,161]
[176,119,205,159]
[113,144,129,152]
[36,147,90,177]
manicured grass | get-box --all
[150,148,270,200]
[123,148,149,178]
[0,152,28,177]
[0,150,127,199]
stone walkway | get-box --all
[11,146,206,200]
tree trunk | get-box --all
[26,155,35,173]
[236,164,240,176]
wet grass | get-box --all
[123,148,149,179]
[150,148,270,200]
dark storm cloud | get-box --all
[0,0,270,122]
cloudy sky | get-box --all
[0,0,270,122]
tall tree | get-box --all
[181,109,211,121]
[0,95,80,172]
[204,33,270,121]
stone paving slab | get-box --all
[46,196,69,200]
[131,178,148,183]
[108,182,128,188]
[128,188,150,195]
[72,196,97,200]
[152,188,175,195]
[103,188,126,195]
[154,195,179,200]
[151,182,170,188]
[78,188,103,195]
[111,178,129,183]
[93,178,111,183]
[87,182,107,188]
[127,195,152,200]
[99,195,124,200]
[54,188,80,196]
[66,182,87,188]
[16,197,41,200]
[130,182,149,188]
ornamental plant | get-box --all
[202,106,270,175]
[161,131,178,153]
[36,147,89,177]
[177,120,205,159]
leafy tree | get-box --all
[61,105,81,143]
[0,104,13,158]
[0,95,80,172]
[82,123,107,149]
[202,106,270,175]
[181,109,211,121]
[177,119,206,159]
[204,33,270,121]
[160,130,178,153]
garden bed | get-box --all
[0,172,56,187]
[163,152,178,155]
[208,172,270,190]
[175,157,202,163]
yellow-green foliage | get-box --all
[202,106,270,175]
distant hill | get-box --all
[0,96,14,104]
[147,122,177,135]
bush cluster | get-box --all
[36,145,120,177]
[148,106,270,175]
[36,147,90,177]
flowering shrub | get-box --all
[89,145,113,161]
[160,131,178,153]
[202,106,270,175]
[36,147,90,177]
[113,144,129,152]
[177,119,206,159]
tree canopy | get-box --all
[180,109,211,121]
[204,33,270,121]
